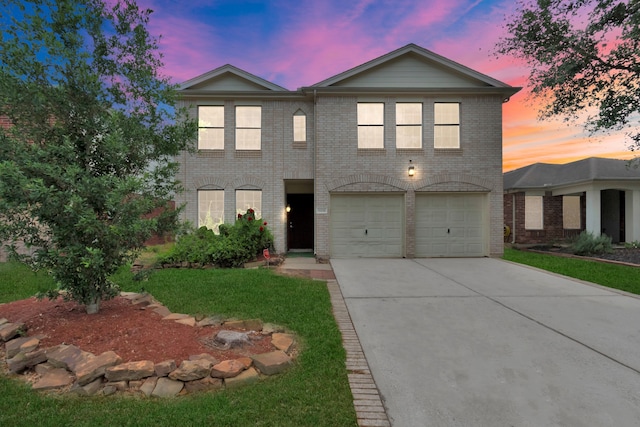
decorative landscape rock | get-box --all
[32,368,74,391]
[105,360,154,381]
[251,351,293,375]
[0,291,299,398]
[0,322,24,341]
[168,359,212,381]
[210,359,246,378]
[213,330,252,349]
[152,377,184,398]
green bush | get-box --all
[159,208,273,268]
[570,231,613,255]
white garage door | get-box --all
[330,194,404,258]
[415,193,487,257]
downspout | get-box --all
[313,89,318,256]
[511,193,516,244]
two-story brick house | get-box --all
[176,44,520,259]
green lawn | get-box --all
[503,247,640,295]
[0,262,357,427]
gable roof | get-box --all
[306,43,520,97]
[504,157,640,191]
[179,64,288,92]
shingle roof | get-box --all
[504,157,640,190]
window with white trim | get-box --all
[525,195,543,230]
[563,196,581,229]
[198,190,224,233]
[198,106,224,150]
[236,106,261,150]
[396,103,422,149]
[357,103,384,149]
[434,103,460,148]
[236,190,262,219]
[293,111,306,142]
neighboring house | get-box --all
[504,157,640,245]
[176,43,520,259]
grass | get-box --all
[0,262,357,427]
[503,247,640,295]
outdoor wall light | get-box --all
[286,204,291,213]
[408,160,415,177]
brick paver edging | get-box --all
[326,280,391,427]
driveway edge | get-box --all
[327,279,391,427]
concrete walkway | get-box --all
[331,258,640,427]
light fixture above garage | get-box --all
[286,204,291,213]
[408,160,415,177]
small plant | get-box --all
[625,241,640,249]
[570,231,613,256]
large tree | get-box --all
[0,0,196,313]
[496,0,640,150]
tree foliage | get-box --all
[0,0,196,313]
[497,0,640,150]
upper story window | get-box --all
[434,103,460,149]
[198,106,224,150]
[357,103,384,149]
[525,195,543,230]
[236,106,261,150]
[396,103,422,149]
[293,110,306,142]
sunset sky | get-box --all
[138,0,635,171]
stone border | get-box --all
[327,280,391,427]
[0,292,296,397]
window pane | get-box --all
[293,114,306,142]
[236,106,261,128]
[358,126,384,148]
[198,128,224,150]
[525,196,543,230]
[563,196,581,229]
[358,103,384,125]
[236,190,262,218]
[396,125,422,148]
[198,190,224,233]
[198,106,224,127]
[396,103,421,125]
[435,103,459,124]
[236,128,261,150]
[434,126,459,148]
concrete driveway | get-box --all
[331,258,640,427]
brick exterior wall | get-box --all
[179,93,506,258]
[504,191,586,244]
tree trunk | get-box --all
[85,297,101,314]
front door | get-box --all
[287,194,314,250]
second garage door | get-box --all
[330,194,404,258]
[415,193,487,257]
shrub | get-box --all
[570,231,613,256]
[159,209,273,268]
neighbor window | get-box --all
[396,103,422,149]
[293,111,306,142]
[198,106,224,150]
[236,190,262,219]
[198,190,224,233]
[525,195,543,230]
[236,106,261,150]
[434,103,460,148]
[358,103,384,149]
[563,196,581,229]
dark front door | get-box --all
[287,194,314,250]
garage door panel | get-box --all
[331,194,404,258]
[416,193,487,257]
